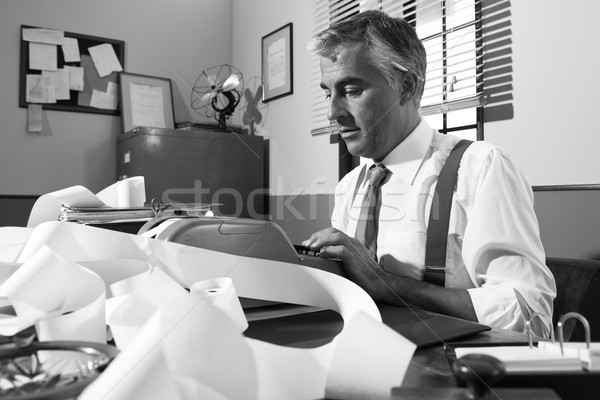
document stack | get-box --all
[58,203,213,225]
[27,178,214,228]
[454,342,583,372]
[58,205,155,224]
[454,312,597,372]
[451,312,600,400]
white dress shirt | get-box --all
[331,119,556,334]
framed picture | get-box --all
[261,23,293,102]
[119,72,174,132]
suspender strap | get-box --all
[423,139,473,287]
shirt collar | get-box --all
[379,118,434,184]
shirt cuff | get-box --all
[467,286,524,331]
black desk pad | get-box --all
[244,303,490,349]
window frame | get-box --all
[309,0,485,175]
[406,0,483,140]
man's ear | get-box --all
[399,73,420,106]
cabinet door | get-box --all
[118,128,266,219]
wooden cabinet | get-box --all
[117,126,267,219]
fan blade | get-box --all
[222,74,240,92]
[255,84,263,101]
[201,91,216,104]
[216,92,228,109]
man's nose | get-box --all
[327,93,347,121]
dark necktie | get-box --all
[355,164,387,259]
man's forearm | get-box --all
[372,272,478,322]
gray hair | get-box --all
[308,10,427,107]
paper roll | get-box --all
[190,277,248,332]
[96,176,146,207]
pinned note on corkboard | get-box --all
[19,24,125,116]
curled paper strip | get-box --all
[27,185,104,228]
[0,245,106,343]
[26,177,146,228]
[0,222,416,399]
[0,226,33,262]
[88,296,258,400]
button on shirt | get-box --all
[331,119,556,334]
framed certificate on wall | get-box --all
[119,72,174,132]
[261,23,293,102]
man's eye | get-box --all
[345,88,362,97]
[324,92,331,99]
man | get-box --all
[303,10,556,336]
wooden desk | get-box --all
[403,328,531,388]
[245,306,567,400]
[245,306,527,388]
[245,303,490,349]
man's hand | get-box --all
[303,227,478,322]
[302,227,388,297]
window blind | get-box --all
[310,0,505,135]
[404,0,484,116]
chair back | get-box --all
[546,257,600,342]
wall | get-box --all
[534,189,600,260]
[231,0,339,195]
[484,0,600,258]
[484,0,600,186]
[232,0,600,255]
[231,0,339,241]
[2,1,598,258]
[0,0,232,195]
[232,0,600,192]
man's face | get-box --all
[320,43,405,161]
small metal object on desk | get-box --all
[557,312,591,355]
[0,338,118,399]
[150,197,172,217]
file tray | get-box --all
[449,312,600,400]
[447,347,600,400]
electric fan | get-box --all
[240,75,268,136]
[191,64,244,132]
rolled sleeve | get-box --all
[461,146,556,334]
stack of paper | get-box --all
[28,177,146,227]
[27,177,212,227]
[58,204,211,224]
[539,342,600,371]
[59,205,155,223]
[454,345,583,372]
